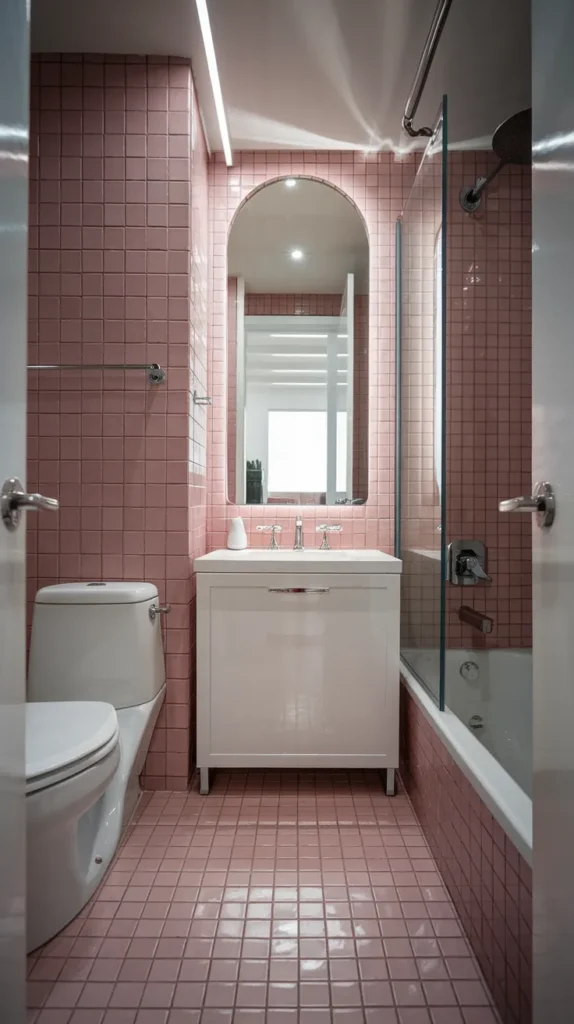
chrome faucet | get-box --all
[293,516,304,550]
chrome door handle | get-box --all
[1,477,59,532]
[268,587,330,594]
[149,603,172,622]
[499,481,555,528]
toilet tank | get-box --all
[28,582,166,709]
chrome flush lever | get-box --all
[149,603,171,622]
[1,476,59,532]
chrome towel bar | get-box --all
[27,362,166,385]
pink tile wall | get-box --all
[27,54,209,790]
[399,153,532,652]
[207,152,417,550]
[446,155,532,650]
[244,293,342,316]
[400,682,532,1024]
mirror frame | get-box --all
[225,175,370,509]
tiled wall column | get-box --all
[27,54,209,790]
[207,152,417,550]
[446,155,532,649]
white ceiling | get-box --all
[31,0,531,154]
[228,179,369,293]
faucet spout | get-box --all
[293,516,304,551]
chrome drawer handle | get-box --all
[268,587,330,594]
[149,603,172,622]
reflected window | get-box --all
[268,411,327,493]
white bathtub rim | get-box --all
[401,659,532,865]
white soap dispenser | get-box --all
[227,516,248,550]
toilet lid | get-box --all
[26,701,119,783]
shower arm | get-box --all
[466,158,507,203]
[402,0,454,137]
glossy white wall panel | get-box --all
[532,1,574,1017]
[0,0,29,1015]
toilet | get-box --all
[26,581,167,953]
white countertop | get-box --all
[194,549,402,574]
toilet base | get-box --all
[27,742,121,953]
[27,686,165,953]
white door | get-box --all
[0,0,30,1015]
[532,1,574,1019]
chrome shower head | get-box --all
[460,107,532,212]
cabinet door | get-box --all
[201,573,399,766]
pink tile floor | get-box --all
[27,771,500,1024]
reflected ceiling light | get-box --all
[290,248,304,261]
[271,352,327,358]
[337,334,348,339]
[270,381,326,387]
[285,178,297,188]
[270,333,328,339]
[272,369,326,375]
[337,353,347,358]
[195,0,233,167]
[337,382,348,387]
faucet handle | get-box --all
[316,524,342,550]
[457,553,492,583]
[256,524,282,550]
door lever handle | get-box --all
[499,481,555,528]
[2,477,59,532]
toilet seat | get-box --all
[26,701,119,795]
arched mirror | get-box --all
[226,177,369,506]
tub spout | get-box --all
[458,605,493,634]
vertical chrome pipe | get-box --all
[402,0,454,137]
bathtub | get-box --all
[401,649,532,864]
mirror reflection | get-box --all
[227,177,369,505]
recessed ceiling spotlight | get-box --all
[290,248,304,261]
[285,178,297,188]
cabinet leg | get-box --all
[199,767,210,795]
[385,768,396,797]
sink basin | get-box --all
[194,548,402,574]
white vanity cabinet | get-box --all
[194,549,401,795]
